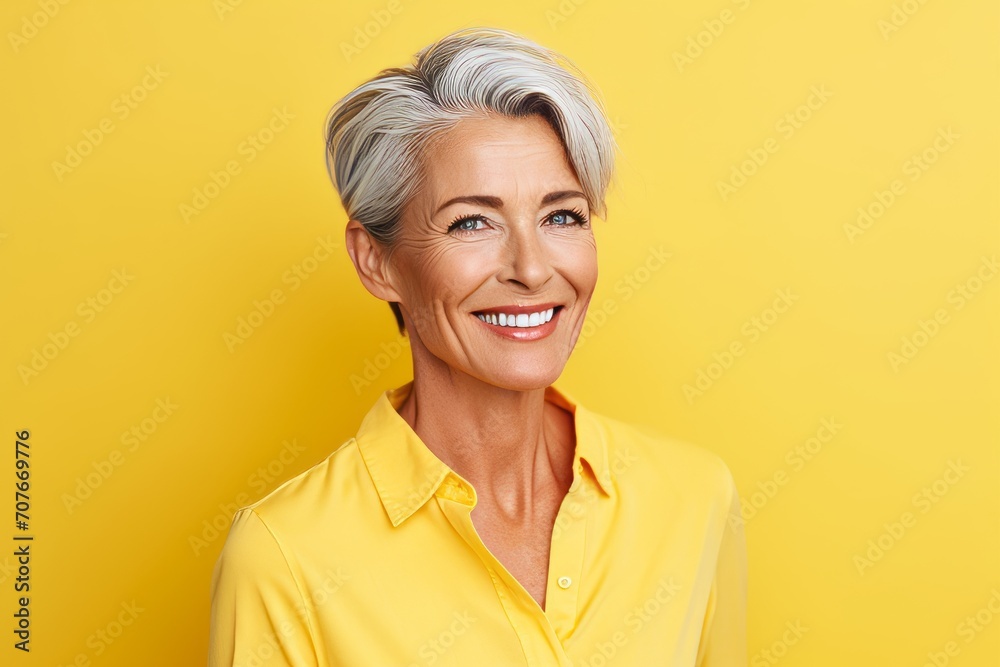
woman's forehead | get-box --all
[419,116,580,198]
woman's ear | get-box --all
[344,219,404,304]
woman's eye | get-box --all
[549,210,588,227]
[448,210,588,235]
[448,216,486,233]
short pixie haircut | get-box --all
[325,26,618,335]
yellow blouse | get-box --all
[208,381,747,666]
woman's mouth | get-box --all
[471,305,563,341]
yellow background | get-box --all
[2,0,998,664]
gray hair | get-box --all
[325,26,619,335]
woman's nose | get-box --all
[497,223,554,290]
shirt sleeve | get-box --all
[208,507,319,667]
[695,465,749,666]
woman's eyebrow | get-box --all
[434,190,587,216]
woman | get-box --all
[208,26,747,666]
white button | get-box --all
[557,576,572,589]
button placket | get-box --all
[544,466,589,643]
[438,493,554,665]
[440,477,590,665]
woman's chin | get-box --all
[468,359,566,392]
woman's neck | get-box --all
[395,372,575,517]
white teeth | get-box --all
[476,307,555,328]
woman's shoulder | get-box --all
[230,436,366,529]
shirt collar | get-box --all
[355,380,615,527]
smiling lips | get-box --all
[472,304,563,340]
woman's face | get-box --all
[386,112,598,390]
